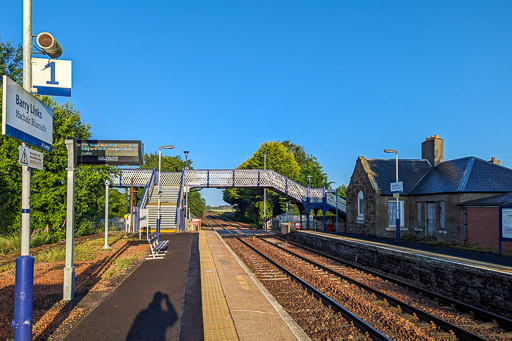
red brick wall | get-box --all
[464,207,512,251]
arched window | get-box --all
[357,190,364,221]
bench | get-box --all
[146,232,169,260]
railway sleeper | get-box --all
[432,332,457,340]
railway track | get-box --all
[205,215,512,341]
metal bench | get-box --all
[146,232,169,260]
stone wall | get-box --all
[346,157,378,235]
[284,232,512,317]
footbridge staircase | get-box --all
[111,169,346,233]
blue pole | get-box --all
[12,255,34,341]
[396,218,400,241]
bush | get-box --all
[0,233,21,256]
[75,221,101,238]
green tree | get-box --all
[281,140,330,188]
[224,141,300,223]
[0,38,116,238]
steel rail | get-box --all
[204,215,392,341]
[276,236,512,333]
[260,236,487,341]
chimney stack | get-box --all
[422,135,443,166]
[490,157,500,165]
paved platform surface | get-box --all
[65,233,202,341]
[63,230,306,341]
[300,230,512,273]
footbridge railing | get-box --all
[112,168,346,215]
[182,169,346,214]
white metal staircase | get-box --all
[146,186,180,231]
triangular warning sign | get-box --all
[20,149,28,165]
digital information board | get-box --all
[76,140,143,166]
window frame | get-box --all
[357,190,364,221]
[388,200,405,228]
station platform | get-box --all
[60,228,512,340]
[62,230,308,341]
[299,230,512,274]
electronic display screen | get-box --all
[76,140,143,166]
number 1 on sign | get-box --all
[45,62,59,85]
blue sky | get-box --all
[2,1,512,205]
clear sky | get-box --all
[2,1,512,205]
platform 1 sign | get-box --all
[32,58,72,97]
[2,76,53,152]
[76,140,143,166]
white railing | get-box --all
[114,168,346,213]
[111,169,153,187]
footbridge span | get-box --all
[112,168,346,232]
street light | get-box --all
[262,151,268,229]
[307,175,312,230]
[184,150,189,169]
[384,149,400,241]
[158,145,174,241]
[183,151,190,222]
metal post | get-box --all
[263,152,267,229]
[103,181,110,249]
[335,194,339,232]
[157,149,161,240]
[307,175,312,230]
[13,3,34,337]
[130,178,134,234]
[395,152,400,241]
[63,140,76,301]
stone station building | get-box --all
[346,135,512,250]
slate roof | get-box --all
[364,159,431,195]
[364,157,512,196]
[410,157,512,194]
[461,193,512,206]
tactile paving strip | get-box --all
[200,231,239,341]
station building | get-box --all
[346,135,512,250]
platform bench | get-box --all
[146,232,169,260]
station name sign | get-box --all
[76,140,143,166]
[2,76,53,152]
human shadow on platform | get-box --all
[126,291,177,341]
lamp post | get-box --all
[384,149,400,241]
[158,145,174,241]
[183,151,189,221]
[307,175,312,230]
[262,151,268,229]
[184,150,189,169]
[328,190,339,232]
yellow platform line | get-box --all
[200,231,239,341]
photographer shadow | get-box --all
[126,291,178,341]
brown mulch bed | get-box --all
[0,233,149,341]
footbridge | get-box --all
[112,168,346,233]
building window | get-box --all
[439,202,445,229]
[417,202,422,226]
[357,191,364,221]
[388,201,404,227]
